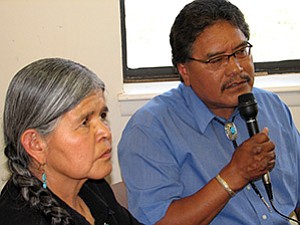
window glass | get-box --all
[122,0,300,80]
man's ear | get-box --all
[177,63,191,86]
[21,129,47,164]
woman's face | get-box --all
[44,90,112,187]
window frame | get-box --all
[120,0,300,83]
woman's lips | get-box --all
[99,148,112,159]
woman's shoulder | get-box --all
[0,209,47,225]
[84,179,113,199]
[0,179,48,225]
[0,180,48,225]
[83,179,143,225]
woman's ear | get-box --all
[177,63,191,86]
[21,129,47,164]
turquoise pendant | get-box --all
[224,122,237,141]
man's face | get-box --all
[178,21,255,118]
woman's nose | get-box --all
[95,119,112,142]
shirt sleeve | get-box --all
[284,103,300,208]
[259,92,300,210]
[118,118,184,225]
[275,95,300,207]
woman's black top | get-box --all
[0,178,143,225]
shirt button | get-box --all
[246,185,251,190]
[262,214,267,220]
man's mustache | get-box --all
[221,74,251,92]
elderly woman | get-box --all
[0,58,142,225]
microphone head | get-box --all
[238,92,258,120]
[238,92,255,103]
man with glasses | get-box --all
[118,0,300,224]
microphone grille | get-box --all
[238,92,255,104]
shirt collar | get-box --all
[180,83,239,134]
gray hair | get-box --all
[3,57,105,224]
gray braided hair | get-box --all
[3,58,105,224]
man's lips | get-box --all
[225,80,248,89]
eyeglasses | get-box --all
[188,42,253,71]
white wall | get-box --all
[0,0,129,188]
[0,0,300,191]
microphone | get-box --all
[238,93,273,201]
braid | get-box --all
[5,144,74,225]
[3,58,105,224]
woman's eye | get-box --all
[100,111,108,121]
[81,117,89,126]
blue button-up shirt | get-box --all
[118,83,300,225]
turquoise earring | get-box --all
[42,172,47,189]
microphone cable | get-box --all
[238,92,300,224]
[215,115,300,224]
[270,200,300,224]
[264,181,300,224]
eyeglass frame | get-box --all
[188,42,253,69]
